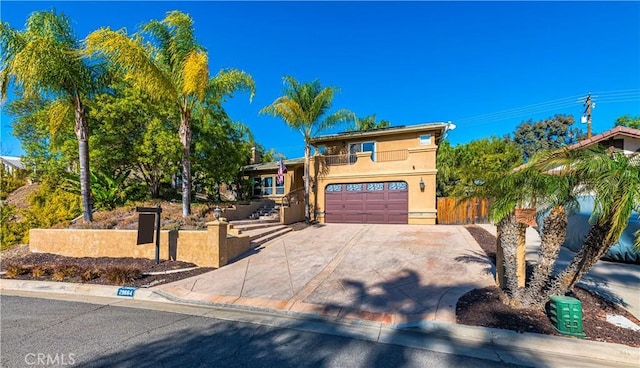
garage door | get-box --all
[325,182,408,224]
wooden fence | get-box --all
[437,197,491,225]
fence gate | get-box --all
[437,197,490,225]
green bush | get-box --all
[26,180,82,228]
[0,204,29,250]
[0,166,27,200]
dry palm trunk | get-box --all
[523,206,566,309]
[546,222,614,298]
[498,213,526,307]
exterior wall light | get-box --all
[419,177,425,192]
[214,205,221,220]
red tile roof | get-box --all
[569,126,640,150]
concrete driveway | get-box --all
[158,224,496,324]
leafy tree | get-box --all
[85,10,255,217]
[614,115,640,129]
[1,10,108,222]
[7,96,76,182]
[260,76,353,221]
[508,114,584,161]
[436,138,523,198]
[191,106,253,201]
[350,114,390,131]
[89,82,181,198]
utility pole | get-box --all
[583,93,594,139]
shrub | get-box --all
[25,180,81,228]
[51,265,77,281]
[4,263,26,278]
[104,266,141,285]
[1,204,29,250]
[31,265,49,278]
[80,268,101,282]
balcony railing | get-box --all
[321,149,409,166]
[375,149,409,162]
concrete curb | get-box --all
[2,279,638,368]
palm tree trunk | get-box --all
[304,142,310,222]
[180,110,192,217]
[524,206,566,309]
[546,222,614,298]
[74,99,92,223]
[497,213,525,307]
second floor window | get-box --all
[349,141,375,162]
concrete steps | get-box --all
[245,225,292,246]
[229,219,279,226]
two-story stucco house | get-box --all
[244,122,448,225]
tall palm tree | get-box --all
[1,10,105,222]
[352,114,390,131]
[544,148,640,297]
[260,76,352,222]
[85,10,254,217]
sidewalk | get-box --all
[477,224,640,319]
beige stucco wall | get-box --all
[29,221,251,268]
[322,131,434,154]
[280,202,305,225]
[310,145,438,225]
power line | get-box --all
[451,90,639,128]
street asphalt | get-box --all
[1,223,639,367]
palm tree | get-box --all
[488,159,578,309]
[544,148,640,297]
[352,114,390,131]
[1,10,105,222]
[85,10,254,217]
[260,76,353,222]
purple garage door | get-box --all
[325,182,408,224]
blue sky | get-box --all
[1,1,639,159]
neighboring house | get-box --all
[244,122,448,225]
[568,126,640,154]
[551,126,640,264]
[1,156,25,174]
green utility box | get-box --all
[549,295,586,338]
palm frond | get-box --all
[47,99,72,136]
[209,68,256,102]
[84,28,176,101]
[182,50,208,102]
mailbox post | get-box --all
[136,205,162,264]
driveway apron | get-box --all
[157,224,496,324]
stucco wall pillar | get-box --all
[207,220,228,268]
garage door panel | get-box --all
[325,182,407,224]
[365,192,385,201]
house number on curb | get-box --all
[116,287,137,297]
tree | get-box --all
[191,106,253,201]
[436,137,523,198]
[89,82,181,198]
[1,10,107,222]
[508,114,584,161]
[85,10,255,217]
[614,115,640,129]
[486,146,639,310]
[540,148,640,297]
[488,158,578,309]
[260,76,353,222]
[350,114,390,131]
